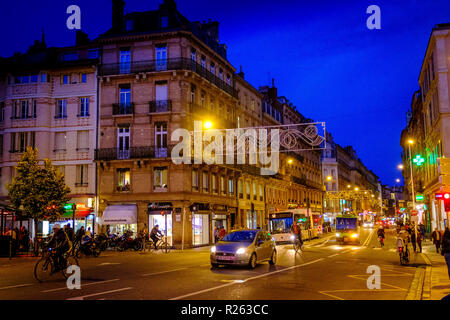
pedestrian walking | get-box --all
[219,226,226,240]
[441,227,450,280]
[417,231,423,253]
[410,229,417,253]
[214,226,219,243]
[432,228,442,253]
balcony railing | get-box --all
[99,58,238,98]
[113,103,134,115]
[149,100,172,113]
[95,146,173,161]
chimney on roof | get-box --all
[237,65,244,79]
[112,0,125,33]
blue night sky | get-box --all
[2,0,450,186]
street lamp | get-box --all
[203,120,213,130]
[354,187,359,191]
[407,139,418,240]
[398,164,404,170]
[396,178,401,183]
[347,185,351,189]
[326,175,332,181]
[287,158,293,165]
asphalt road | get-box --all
[0,227,428,300]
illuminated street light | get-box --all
[326,176,332,181]
[287,159,293,165]
[398,164,404,170]
[354,187,359,191]
[203,121,213,130]
[347,185,351,188]
[396,178,401,183]
[408,139,414,145]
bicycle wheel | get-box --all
[160,241,171,253]
[293,241,302,253]
[61,256,79,279]
[34,257,54,282]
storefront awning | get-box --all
[101,204,137,225]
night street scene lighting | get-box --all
[0,0,449,315]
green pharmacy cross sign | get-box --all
[413,154,425,166]
[416,194,424,201]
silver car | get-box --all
[210,230,277,269]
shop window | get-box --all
[117,168,131,192]
[192,214,209,246]
[228,178,234,195]
[154,167,168,191]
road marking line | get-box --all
[319,288,405,300]
[0,283,33,290]
[97,262,121,266]
[142,267,187,276]
[319,291,345,300]
[169,258,325,300]
[328,253,339,258]
[41,279,120,293]
[66,287,133,300]
[348,275,408,290]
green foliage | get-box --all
[6,147,71,222]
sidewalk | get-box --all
[420,241,450,300]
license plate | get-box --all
[218,256,234,261]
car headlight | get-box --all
[290,235,295,241]
[336,233,340,237]
[211,246,216,253]
[236,248,246,255]
[351,233,358,238]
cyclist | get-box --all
[290,220,303,247]
[377,226,385,246]
[397,226,410,261]
[150,225,163,250]
[47,224,72,270]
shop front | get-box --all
[212,204,228,243]
[191,203,210,246]
[101,204,137,235]
[45,203,94,235]
[148,202,173,246]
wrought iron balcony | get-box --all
[149,100,172,113]
[99,58,238,98]
[112,103,134,115]
[95,146,173,161]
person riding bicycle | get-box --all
[290,221,303,246]
[46,224,72,270]
[150,225,163,250]
[397,226,410,259]
[377,226,385,238]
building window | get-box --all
[0,103,5,122]
[219,69,223,81]
[76,165,88,187]
[79,97,89,117]
[88,49,99,59]
[77,131,89,151]
[226,74,231,86]
[155,45,167,71]
[221,176,226,195]
[41,73,47,82]
[190,84,196,103]
[61,75,70,85]
[212,174,218,193]
[80,73,87,83]
[154,167,168,191]
[201,55,206,68]
[117,168,131,192]
[253,182,257,200]
[54,132,66,152]
[190,48,196,62]
[160,16,168,28]
[259,184,263,201]
[192,169,199,191]
[120,48,131,74]
[238,179,243,198]
[32,100,37,118]
[62,52,78,61]
[202,172,209,192]
[155,122,168,158]
[210,63,215,75]
[55,100,67,119]
[126,18,134,31]
[228,178,234,195]
[20,101,29,119]
[10,133,16,152]
[0,135,3,156]
[246,181,250,200]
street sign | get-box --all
[411,210,418,216]
[415,194,424,201]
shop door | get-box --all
[193,214,210,246]
[149,214,172,245]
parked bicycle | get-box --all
[34,246,79,282]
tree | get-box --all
[7,147,71,254]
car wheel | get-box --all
[211,263,219,269]
[249,253,257,269]
[269,250,277,265]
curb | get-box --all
[406,267,425,300]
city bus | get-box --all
[335,214,359,244]
[268,210,319,243]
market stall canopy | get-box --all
[101,204,137,225]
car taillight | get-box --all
[398,247,403,252]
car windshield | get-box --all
[222,231,258,242]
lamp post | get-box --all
[407,139,418,244]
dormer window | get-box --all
[161,16,168,28]
[126,19,134,31]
